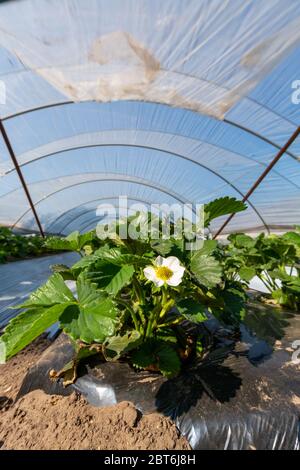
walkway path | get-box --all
[0,253,79,329]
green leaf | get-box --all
[151,239,174,256]
[87,263,135,296]
[213,284,246,325]
[65,230,80,245]
[15,273,75,309]
[196,337,203,356]
[282,231,300,247]
[59,277,119,343]
[45,230,97,253]
[204,197,247,227]
[72,245,147,274]
[268,270,300,293]
[271,288,290,305]
[50,264,75,280]
[93,246,143,265]
[283,231,300,244]
[45,236,77,252]
[190,252,222,288]
[0,303,71,362]
[104,330,141,358]
[76,231,97,250]
[105,264,135,295]
[156,328,178,344]
[195,239,218,256]
[176,298,207,323]
[227,233,255,249]
[131,340,181,378]
[239,266,256,282]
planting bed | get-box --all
[0,337,189,450]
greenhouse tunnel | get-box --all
[1,0,300,453]
[0,0,299,238]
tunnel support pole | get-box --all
[213,125,300,239]
[0,119,45,237]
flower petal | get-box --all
[153,278,164,287]
[176,265,185,277]
[166,266,185,286]
[167,275,183,286]
[143,266,157,282]
[155,255,164,266]
[164,256,181,270]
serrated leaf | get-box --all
[76,231,97,250]
[45,236,77,252]
[282,231,300,246]
[156,328,178,344]
[50,264,75,281]
[45,230,96,253]
[190,252,222,288]
[15,273,75,309]
[72,245,147,273]
[131,340,181,378]
[213,284,246,325]
[87,263,135,296]
[228,233,255,248]
[151,239,174,256]
[239,266,256,282]
[104,264,135,296]
[105,330,141,357]
[204,197,247,227]
[0,303,72,362]
[195,239,218,256]
[59,277,119,343]
[176,298,207,323]
[65,230,80,244]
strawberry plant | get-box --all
[221,229,300,310]
[0,197,248,380]
[0,227,51,263]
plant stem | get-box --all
[159,298,175,318]
[258,275,273,293]
[132,276,145,304]
[157,317,182,329]
[117,298,140,332]
[145,304,160,339]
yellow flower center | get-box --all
[155,266,173,281]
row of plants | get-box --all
[218,229,300,310]
[0,227,52,263]
[0,197,299,382]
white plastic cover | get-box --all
[0,0,299,235]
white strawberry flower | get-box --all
[143,256,185,287]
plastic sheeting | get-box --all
[0,0,299,235]
[18,300,300,450]
[1,0,300,119]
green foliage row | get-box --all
[0,197,248,379]
[1,197,299,381]
[219,228,300,310]
[0,227,51,263]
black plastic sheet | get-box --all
[18,300,300,450]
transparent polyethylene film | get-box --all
[1,0,300,119]
[0,100,299,235]
[0,0,299,235]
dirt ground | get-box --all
[0,337,189,450]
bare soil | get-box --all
[0,338,189,450]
